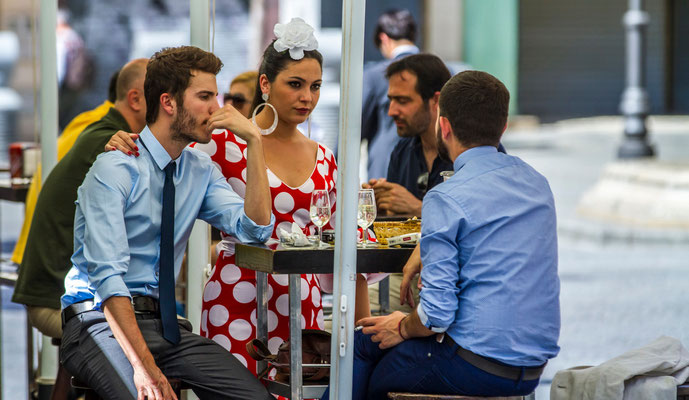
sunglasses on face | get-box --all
[223,93,248,106]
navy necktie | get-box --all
[160,161,180,344]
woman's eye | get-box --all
[289,81,301,88]
[311,84,321,91]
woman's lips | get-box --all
[296,108,310,115]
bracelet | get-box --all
[397,316,408,340]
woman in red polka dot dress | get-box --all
[195,20,374,380]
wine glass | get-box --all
[357,189,377,248]
[310,190,331,247]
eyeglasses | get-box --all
[416,172,429,195]
[223,93,248,106]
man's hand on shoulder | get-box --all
[357,311,407,349]
[106,130,140,156]
[208,104,261,145]
[372,180,422,216]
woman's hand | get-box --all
[105,130,139,156]
[207,104,261,144]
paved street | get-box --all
[1,116,688,399]
[504,116,689,397]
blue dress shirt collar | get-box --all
[139,127,174,172]
[453,145,499,172]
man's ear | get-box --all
[379,32,389,46]
[160,93,175,116]
[127,89,144,112]
[430,91,441,111]
[438,116,453,140]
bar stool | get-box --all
[387,393,535,400]
[47,337,72,400]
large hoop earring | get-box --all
[251,93,278,135]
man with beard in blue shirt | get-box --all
[347,71,560,399]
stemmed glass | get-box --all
[309,189,331,247]
[357,189,377,248]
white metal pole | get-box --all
[188,0,210,338]
[37,0,59,394]
[329,0,366,398]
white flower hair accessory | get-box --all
[273,17,319,60]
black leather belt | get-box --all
[443,335,545,381]
[61,299,95,326]
[132,295,160,314]
[62,296,161,326]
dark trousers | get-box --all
[60,310,273,400]
[323,331,539,400]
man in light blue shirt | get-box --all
[349,71,560,399]
[60,46,275,400]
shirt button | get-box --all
[155,270,160,278]
[427,353,432,358]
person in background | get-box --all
[60,45,274,399]
[10,69,119,266]
[224,70,256,118]
[363,53,452,316]
[57,6,93,129]
[361,9,419,181]
[339,71,560,399]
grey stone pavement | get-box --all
[503,116,689,398]
[1,116,689,399]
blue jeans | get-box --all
[322,331,539,400]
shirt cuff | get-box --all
[417,300,447,333]
[239,212,275,243]
[95,275,132,306]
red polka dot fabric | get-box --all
[195,130,337,377]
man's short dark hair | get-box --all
[386,53,451,102]
[439,71,510,147]
[373,9,416,48]
[144,46,223,124]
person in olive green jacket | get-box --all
[12,58,148,338]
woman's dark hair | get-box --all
[373,9,417,48]
[250,40,323,114]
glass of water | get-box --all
[310,189,331,247]
[357,189,377,247]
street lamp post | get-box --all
[618,0,654,158]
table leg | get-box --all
[256,271,268,375]
[289,274,302,400]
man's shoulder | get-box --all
[90,149,140,177]
[74,109,129,147]
[364,58,392,75]
[182,144,213,164]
